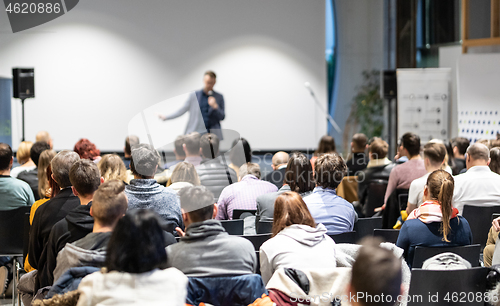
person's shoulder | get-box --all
[8,177,31,190]
[223,235,255,251]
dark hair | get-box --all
[174,135,186,158]
[92,180,128,227]
[444,140,456,170]
[69,159,101,196]
[105,209,167,273]
[272,192,316,237]
[30,142,51,167]
[491,139,500,149]
[369,138,388,159]
[125,135,139,156]
[204,70,217,79]
[229,138,252,167]
[490,147,500,175]
[178,186,214,223]
[423,142,446,165]
[74,138,100,161]
[314,153,347,190]
[401,133,420,157]
[426,170,454,242]
[200,133,219,159]
[0,143,12,171]
[352,133,368,151]
[351,238,402,306]
[285,152,314,194]
[183,132,201,155]
[452,137,470,156]
[314,135,336,155]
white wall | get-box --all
[0,0,327,151]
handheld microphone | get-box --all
[208,90,214,96]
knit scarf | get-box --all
[407,200,459,223]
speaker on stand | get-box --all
[12,68,35,142]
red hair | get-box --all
[74,138,100,161]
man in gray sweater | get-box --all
[166,186,256,277]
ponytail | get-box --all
[427,169,455,242]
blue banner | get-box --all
[0,78,12,146]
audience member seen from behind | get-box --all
[18,141,52,201]
[259,192,336,284]
[350,238,403,306]
[181,132,202,167]
[10,141,35,178]
[310,135,336,172]
[378,133,426,211]
[77,209,188,306]
[126,144,182,233]
[52,180,129,284]
[453,143,500,214]
[36,131,53,149]
[357,138,395,216]
[164,135,186,170]
[74,138,101,163]
[346,133,369,176]
[122,135,139,170]
[0,143,35,210]
[451,137,470,175]
[228,137,252,177]
[303,153,357,235]
[167,186,256,277]
[490,147,500,174]
[406,142,447,215]
[216,163,277,220]
[168,162,200,193]
[98,154,127,183]
[196,133,237,201]
[263,151,289,189]
[256,152,315,227]
[397,170,472,268]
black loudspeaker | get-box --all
[382,70,397,99]
[12,68,35,99]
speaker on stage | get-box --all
[12,68,35,99]
[382,70,397,99]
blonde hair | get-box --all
[98,154,127,182]
[170,162,200,185]
[16,141,33,164]
[37,150,56,199]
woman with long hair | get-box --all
[76,209,187,305]
[396,170,472,268]
[259,192,336,284]
[310,135,336,172]
[229,137,252,177]
[74,138,101,163]
[97,154,128,182]
[490,147,500,175]
[167,162,200,192]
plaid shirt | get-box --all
[216,175,278,220]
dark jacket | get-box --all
[28,188,81,269]
[36,202,94,291]
[346,152,369,176]
[17,167,39,201]
[46,266,100,299]
[255,185,291,228]
[263,168,286,189]
[197,158,237,201]
[357,162,395,208]
[186,274,267,306]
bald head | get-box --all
[272,151,289,169]
[36,131,53,149]
[466,143,490,169]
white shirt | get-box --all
[453,166,500,214]
[408,172,430,207]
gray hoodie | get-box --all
[259,224,337,284]
[166,219,256,277]
[53,241,107,283]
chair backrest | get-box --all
[328,231,356,244]
[364,180,388,217]
[492,213,500,222]
[398,193,409,211]
[256,220,273,234]
[408,267,489,306]
[336,176,358,203]
[23,212,30,262]
[239,234,272,251]
[373,229,399,243]
[233,209,256,220]
[0,206,31,256]
[220,219,244,235]
[412,244,481,269]
[354,217,382,241]
[462,204,500,250]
